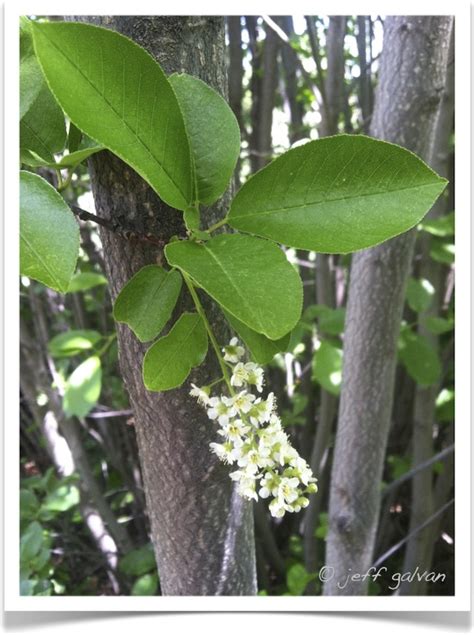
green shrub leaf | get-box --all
[399,331,441,386]
[68,272,107,293]
[113,266,182,342]
[169,73,240,205]
[143,313,208,391]
[32,21,193,211]
[228,135,447,253]
[406,277,435,313]
[165,234,302,340]
[63,356,102,417]
[312,340,343,395]
[119,544,156,576]
[48,330,102,357]
[20,171,79,293]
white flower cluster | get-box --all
[190,337,317,518]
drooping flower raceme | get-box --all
[189,338,318,518]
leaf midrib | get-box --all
[231,180,444,220]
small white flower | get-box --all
[207,396,237,426]
[276,476,300,505]
[259,471,280,499]
[232,390,256,414]
[244,362,264,392]
[230,362,249,388]
[289,456,314,486]
[217,419,250,445]
[189,383,211,406]
[209,441,236,464]
[222,337,245,363]
[269,497,287,518]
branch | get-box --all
[372,498,454,568]
[381,444,454,498]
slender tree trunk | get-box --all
[320,16,347,137]
[400,29,455,595]
[71,16,257,595]
[323,16,453,596]
[227,16,244,188]
[277,16,305,144]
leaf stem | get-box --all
[207,216,229,233]
[182,272,234,396]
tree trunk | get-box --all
[320,16,347,137]
[323,16,453,596]
[400,28,455,595]
[71,16,257,596]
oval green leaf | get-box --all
[312,341,343,396]
[20,83,67,163]
[20,171,80,293]
[228,135,448,253]
[63,356,102,417]
[32,21,193,211]
[67,271,107,293]
[20,17,44,119]
[165,234,302,340]
[143,312,208,391]
[113,265,182,342]
[169,73,240,205]
[48,329,102,358]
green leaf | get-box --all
[67,121,83,152]
[430,239,454,264]
[63,356,102,417]
[20,171,80,293]
[68,272,107,293]
[143,312,208,391]
[399,331,441,386]
[228,135,447,253]
[303,304,346,335]
[312,340,343,395]
[20,489,40,520]
[165,234,302,340]
[286,563,315,595]
[42,484,80,512]
[20,17,44,119]
[406,277,435,313]
[223,309,290,364]
[420,211,454,237]
[20,83,67,162]
[119,544,156,576]
[114,266,182,342]
[423,316,454,335]
[20,521,44,563]
[48,330,102,357]
[169,73,240,205]
[132,573,158,596]
[32,21,193,211]
[435,388,454,423]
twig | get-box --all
[381,444,454,498]
[372,498,454,568]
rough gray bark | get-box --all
[71,16,257,595]
[400,29,455,595]
[323,16,453,596]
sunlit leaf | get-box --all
[312,340,343,395]
[20,171,80,293]
[48,330,102,357]
[229,135,447,253]
[32,21,193,210]
[165,234,302,340]
[63,356,102,417]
